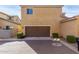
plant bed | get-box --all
[17,32,26,39]
[52,33,59,38]
[66,35,76,43]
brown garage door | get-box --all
[25,26,50,37]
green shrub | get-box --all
[17,32,24,39]
[52,33,59,38]
[66,35,76,43]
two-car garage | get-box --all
[25,26,50,37]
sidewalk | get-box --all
[60,40,79,54]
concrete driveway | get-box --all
[0,37,77,54]
[25,40,77,54]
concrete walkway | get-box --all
[0,41,36,54]
[60,40,79,54]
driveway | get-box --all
[0,37,77,54]
[25,40,77,54]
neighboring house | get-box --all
[21,5,63,37]
[0,12,20,37]
[60,16,79,38]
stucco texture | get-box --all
[21,5,62,36]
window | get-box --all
[27,9,33,14]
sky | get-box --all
[63,5,79,17]
[0,5,21,19]
[0,5,79,19]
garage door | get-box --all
[25,26,50,37]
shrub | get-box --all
[52,33,59,38]
[17,32,25,39]
[66,35,76,43]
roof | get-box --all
[0,17,21,25]
[60,17,77,23]
[0,12,21,25]
[0,12,10,17]
[72,15,79,18]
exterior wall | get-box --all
[0,12,21,37]
[21,5,62,36]
[60,20,78,38]
[0,12,10,28]
[0,19,3,27]
[10,23,18,37]
[11,16,21,23]
[0,19,18,37]
[74,16,79,37]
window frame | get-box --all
[27,9,33,14]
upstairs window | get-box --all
[27,9,33,14]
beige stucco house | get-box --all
[21,5,63,37]
[0,12,20,37]
[60,16,79,38]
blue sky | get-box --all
[0,5,21,18]
[63,5,79,17]
[0,5,79,19]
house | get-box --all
[0,5,78,39]
[60,16,79,38]
[0,12,20,38]
[21,5,63,37]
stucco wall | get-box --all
[21,5,62,36]
[60,20,78,38]
[75,16,79,37]
[0,19,18,37]
[0,12,21,37]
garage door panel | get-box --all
[25,26,50,37]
